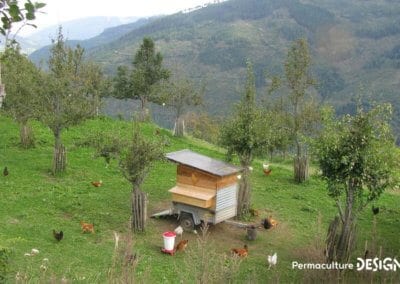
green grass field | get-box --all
[1,115,399,283]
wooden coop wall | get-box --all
[170,165,239,212]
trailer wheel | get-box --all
[180,212,195,231]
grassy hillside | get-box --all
[1,114,399,282]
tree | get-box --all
[156,76,203,137]
[2,47,43,147]
[269,39,318,182]
[81,61,109,116]
[220,62,264,217]
[313,104,398,262]
[119,123,164,231]
[113,37,170,121]
[40,29,101,174]
[0,0,45,109]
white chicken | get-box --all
[31,248,39,255]
[267,252,277,269]
[174,225,184,239]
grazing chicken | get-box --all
[267,252,277,269]
[231,244,248,257]
[262,216,278,229]
[80,221,95,233]
[269,216,278,227]
[262,163,272,175]
[53,230,63,241]
[262,218,272,229]
[174,225,183,239]
[175,239,188,252]
[91,180,102,187]
[372,205,379,215]
[3,166,8,176]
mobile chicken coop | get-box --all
[153,149,242,230]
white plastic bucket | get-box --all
[163,231,176,251]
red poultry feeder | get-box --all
[161,231,176,255]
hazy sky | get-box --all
[21,0,212,34]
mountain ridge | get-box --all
[29,0,400,141]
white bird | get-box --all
[248,166,253,171]
[263,163,270,170]
[174,225,183,238]
[267,252,277,269]
[31,248,39,255]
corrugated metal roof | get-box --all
[166,149,242,177]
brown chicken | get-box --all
[175,239,188,252]
[91,180,102,187]
[263,168,272,176]
[53,230,64,241]
[80,221,95,233]
[231,244,248,257]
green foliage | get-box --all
[269,39,318,158]
[1,47,43,124]
[112,37,170,119]
[185,112,221,144]
[155,75,203,136]
[314,104,398,205]
[220,61,262,163]
[0,0,45,38]
[41,29,100,135]
[119,123,164,190]
[220,61,267,216]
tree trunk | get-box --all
[326,185,357,262]
[137,97,150,122]
[131,187,148,232]
[173,116,185,137]
[20,122,35,148]
[294,155,309,183]
[52,131,66,174]
[237,167,251,218]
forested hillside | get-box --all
[30,0,400,140]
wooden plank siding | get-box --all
[169,184,216,209]
[177,164,238,190]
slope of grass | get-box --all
[1,115,399,282]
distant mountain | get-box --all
[29,17,152,65]
[19,16,139,53]
[29,0,400,141]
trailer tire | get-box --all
[180,212,195,231]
